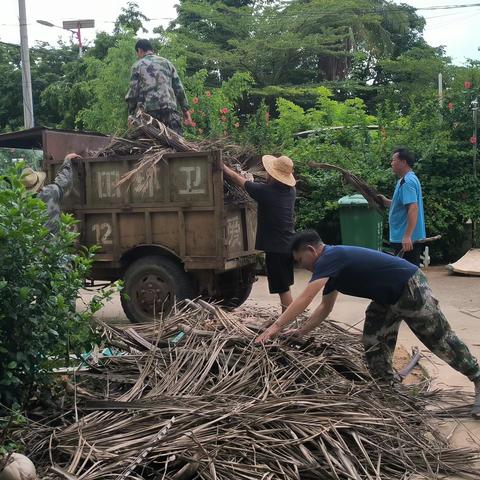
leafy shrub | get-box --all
[0,166,117,408]
[262,88,480,262]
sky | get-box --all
[1,0,480,64]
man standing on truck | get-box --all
[125,39,194,134]
[255,230,480,418]
[223,156,296,312]
[21,152,79,235]
[379,148,426,266]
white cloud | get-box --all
[1,0,178,48]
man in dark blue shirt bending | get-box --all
[255,230,480,418]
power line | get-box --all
[1,2,480,26]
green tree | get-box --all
[0,40,79,132]
[114,1,149,35]
[168,0,427,88]
[77,35,137,134]
[0,42,23,131]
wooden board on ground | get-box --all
[448,249,480,276]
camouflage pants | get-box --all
[363,270,480,382]
[148,108,183,135]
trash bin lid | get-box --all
[338,194,368,206]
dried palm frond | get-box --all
[88,110,261,204]
[22,302,480,480]
[309,161,385,210]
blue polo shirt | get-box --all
[389,171,426,243]
[310,245,417,305]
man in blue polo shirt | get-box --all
[379,148,426,266]
[255,230,480,418]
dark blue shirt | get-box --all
[310,245,418,305]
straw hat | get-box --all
[21,167,47,193]
[262,155,296,187]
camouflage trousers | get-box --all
[148,108,183,135]
[363,270,480,382]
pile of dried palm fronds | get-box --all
[21,302,480,480]
[309,162,385,210]
[89,109,262,204]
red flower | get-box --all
[191,121,197,128]
[464,81,472,89]
[193,97,199,104]
[234,122,240,128]
[470,136,477,145]
[205,91,212,97]
[220,107,229,114]
[447,102,454,111]
[221,115,227,123]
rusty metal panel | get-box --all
[245,204,258,252]
[225,210,244,256]
[84,214,114,253]
[210,150,225,262]
[224,203,258,260]
[151,212,180,253]
[41,138,259,277]
[185,211,216,256]
[118,213,146,249]
[88,161,128,206]
[42,130,110,161]
[129,161,167,204]
[50,160,84,211]
[170,155,212,204]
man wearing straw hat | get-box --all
[223,155,296,312]
[255,229,480,418]
[21,153,79,235]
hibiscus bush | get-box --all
[183,70,253,138]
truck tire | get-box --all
[216,266,256,310]
[121,255,194,323]
[221,280,254,310]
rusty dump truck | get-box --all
[0,128,259,323]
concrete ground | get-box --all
[82,265,480,467]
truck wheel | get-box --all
[216,267,256,310]
[121,255,194,323]
[221,280,254,309]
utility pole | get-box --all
[471,97,478,248]
[472,97,478,179]
[18,0,34,129]
[438,73,443,107]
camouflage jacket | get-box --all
[125,54,189,115]
[38,158,73,235]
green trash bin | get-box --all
[338,194,383,251]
